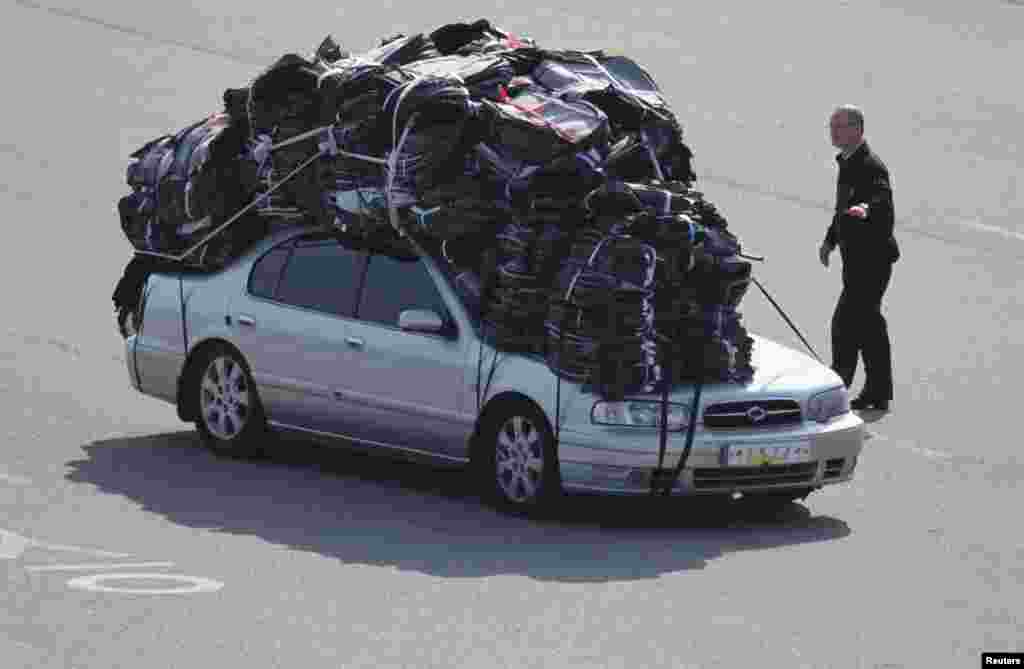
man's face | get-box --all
[830,111,862,150]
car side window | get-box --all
[357,254,450,330]
[248,244,292,299]
[273,236,364,318]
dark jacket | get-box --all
[824,141,900,264]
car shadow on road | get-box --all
[66,430,852,583]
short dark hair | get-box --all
[834,104,864,130]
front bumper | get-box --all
[555,412,864,496]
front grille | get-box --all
[824,458,845,478]
[703,399,802,429]
[693,462,818,489]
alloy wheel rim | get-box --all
[495,415,544,503]
[200,356,250,440]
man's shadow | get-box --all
[65,430,852,583]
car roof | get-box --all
[248,221,325,256]
[230,221,425,268]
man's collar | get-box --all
[837,139,867,163]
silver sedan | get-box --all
[123,224,864,513]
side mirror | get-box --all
[398,309,445,334]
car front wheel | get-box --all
[194,345,267,458]
[478,400,561,513]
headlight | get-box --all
[806,386,850,423]
[591,400,692,431]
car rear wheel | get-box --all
[194,345,267,458]
[478,400,561,513]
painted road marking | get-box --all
[903,445,956,460]
[26,562,175,572]
[28,539,134,559]
[0,469,32,485]
[67,573,224,595]
[1,528,134,560]
[2,527,223,594]
[958,218,1024,244]
[866,430,955,460]
[701,172,1024,247]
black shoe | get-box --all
[851,396,890,412]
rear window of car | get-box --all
[602,56,660,92]
[357,254,450,329]
[251,235,364,318]
[248,244,292,299]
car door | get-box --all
[229,232,365,431]
[337,250,476,460]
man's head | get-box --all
[829,104,864,151]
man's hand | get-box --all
[845,203,869,219]
[819,242,834,268]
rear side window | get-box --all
[272,237,364,318]
[248,245,291,299]
[357,254,449,329]
[603,56,659,92]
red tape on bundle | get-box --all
[495,86,581,144]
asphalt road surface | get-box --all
[2,1,1022,667]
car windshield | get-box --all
[420,237,549,363]
[415,235,485,332]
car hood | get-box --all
[742,334,841,393]
[490,332,843,409]
[620,333,841,404]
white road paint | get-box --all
[26,561,175,572]
[2,527,223,594]
[28,539,134,559]
[0,469,31,485]
[866,430,955,460]
[956,218,1024,244]
[903,445,956,460]
[2,527,136,560]
[66,573,224,595]
[701,172,1024,248]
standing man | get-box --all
[819,104,900,411]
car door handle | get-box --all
[237,314,256,327]
[345,336,364,348]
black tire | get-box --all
[476,400,562,514]
[193,344,268,458]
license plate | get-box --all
[723,441,812,467]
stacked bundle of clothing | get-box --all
[114,19,755,389]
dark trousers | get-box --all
[831,260,894,400]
